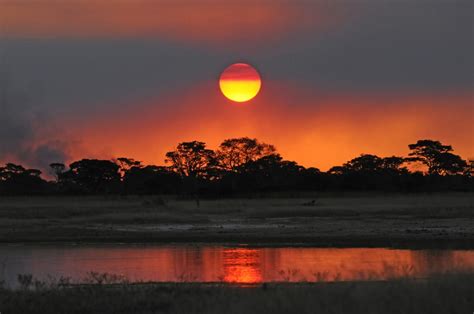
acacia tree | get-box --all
[49,163,66,182]
[64,159,120,193]
[0,163,42,180]
[165,141,217,202]
[467,159,474,177]
[237,154,304,191]
[124,165,181,194]
[217,137,276,172]
[0,163,45,194]
[165,141,217,179]
[408,140,467,175]
[114,157,142,178]
[329,154,407,174]
[381,156,407,172]
[340,154,384,172]
[0,163,27,180]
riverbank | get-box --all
[1,193,473,248]
[1,273,473,314]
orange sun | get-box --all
[219,63,261,102]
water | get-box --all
[1,244,473,286]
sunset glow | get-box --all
[1,2,473,312]
[0,0,471,173]
[62,86,473,171]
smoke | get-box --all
[0,70,72,173]
[17,141,71,170]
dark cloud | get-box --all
[0,72,33,157]
[0,0,471,115]
[0,38,229,114]
[17,141,70,171]
[256,0,473,91]
[0,71,71,171]
[0,111,32,157]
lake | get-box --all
[1,244,473,286]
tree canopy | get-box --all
[0,138,471,196]
[217,137,276,172]
[165,141,217,179]
[408,139,467,175]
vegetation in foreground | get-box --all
[0,273,472,314]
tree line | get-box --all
[0,138,472,196]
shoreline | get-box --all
[1,236,473,249]
[1,194,473,249]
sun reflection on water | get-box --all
[2,246,474,286]
[222,248,262,283]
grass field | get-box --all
[1,194,472,313]
[0,273,472,314]
[0,193,473,247]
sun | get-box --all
[219,63,261,102]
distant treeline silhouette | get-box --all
[0,138,472,196]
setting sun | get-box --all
[1,1,473,312]
[219,63,261,102]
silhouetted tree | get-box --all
[327,154,409,190]
[408,140,467,175]
[330,154,407,175]
[62,159,120,193]
[124,165,181,194]
[0,163,47,195]
[236,154,304,191]
[113,157,142,194]
[435,153,468,176]
[466,159,474,177]
[0,138,472,196]
[217,137,276,172]
[0,163,42,179]
[165,141,217,179]
[381,156,408,173]
[49,163,66,182]
[341,154,384,172]
[0,163,26,180]
[327,166,345,175]
[165,141,217,201]
[299,167,324,190]
[114,157,142,178]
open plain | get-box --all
[1,193,472,248]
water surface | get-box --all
[1,244,473,286]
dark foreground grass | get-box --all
[1,274,473,314]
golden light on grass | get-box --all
[219,63,261,102]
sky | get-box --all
[0,0,473,172]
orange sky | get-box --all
[50,82,473,171]
[0,1,472,171]
[0,0,343,46]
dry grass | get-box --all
[0,272,472,314]
[0,193,472,246]
[0,193,472,219]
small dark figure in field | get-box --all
[302,200,317,206]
